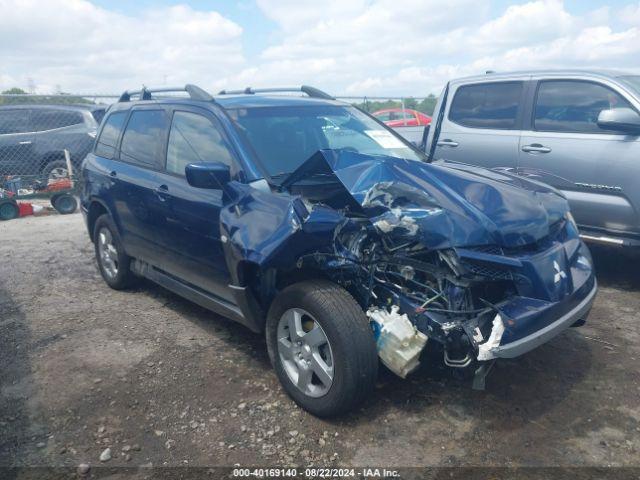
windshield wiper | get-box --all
[269,171,291,179]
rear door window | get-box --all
[449,82,523,129]
[120,109,168,168]
[166,111,235,176]
[0,110,29,134]
[534,80,634,133]
[95,111,127,159]
[31,109,84,131]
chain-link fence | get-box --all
[0,90,437,219]
[0,91,436,178]
[0,94,120,219]
[0,94,119,179]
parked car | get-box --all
[425,70,640,247]
[81,85,596,416]
[372,108,432,127]
[0,104,104,178]
[373,108,432,146]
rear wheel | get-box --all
[266,280,378,417]
[52,194,78,214]
[93,214,138,289]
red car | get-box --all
[372,108,431,127]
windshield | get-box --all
[227,105,425,178]
[619,75,640,96]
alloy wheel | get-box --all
[97,227,119,279]
[276,308,334,397]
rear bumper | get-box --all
[490,279,597,359]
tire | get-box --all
[266,280,378,417]
[42,160,69,179]
[93,214,138,290]
[52,194,78,214]
[0,199,19,221]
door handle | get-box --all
[521,144,551,153]
[18,141,32,145]
[155,184,170,202]
[437,139,459,147]
[109,170,117,177]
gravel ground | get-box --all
[1,213,640,475]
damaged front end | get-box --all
[221,150,597,387]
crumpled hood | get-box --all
[282,150,569,249]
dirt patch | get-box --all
[1,214,640,472]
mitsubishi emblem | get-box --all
[553,260,567,284]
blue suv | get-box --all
[81,85,597,416]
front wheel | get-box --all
[266,280,378,417]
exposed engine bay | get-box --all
[294,207,512,382]
[220,149,596,387]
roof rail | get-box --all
[118,84,213,102]
[217,85,334,100]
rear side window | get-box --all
[166,111,235,176]
[534,80,634,133]
[120,110,168,168]
[449,82,523,129]
[91,109,106,124]
[0,110,29,134]
[375,110,411,121]
[31,109,84,131]
[95,111,127,159]
[374,112,391,121]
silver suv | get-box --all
[425,70,640,247]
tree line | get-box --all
[0,88,94,105]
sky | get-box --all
[1,0,639,97]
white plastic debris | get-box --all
[476,313,505,361]
[373,208,419,235]
[367,306,428,378]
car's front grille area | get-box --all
[467,244,504,255]
[461,258,513,281]
[461,219,568,281]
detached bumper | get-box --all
[488,279,597,359]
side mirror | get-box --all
[185,162,230,189]
[597,108,640,134]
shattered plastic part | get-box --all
[372,208,419,235]
[477,314,505,361]
[367,306,428,378]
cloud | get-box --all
[619,2,640,25]
[472,0,575,51]
[251,0,640,96]
[0,0,244,93]
[1,0,639,97]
